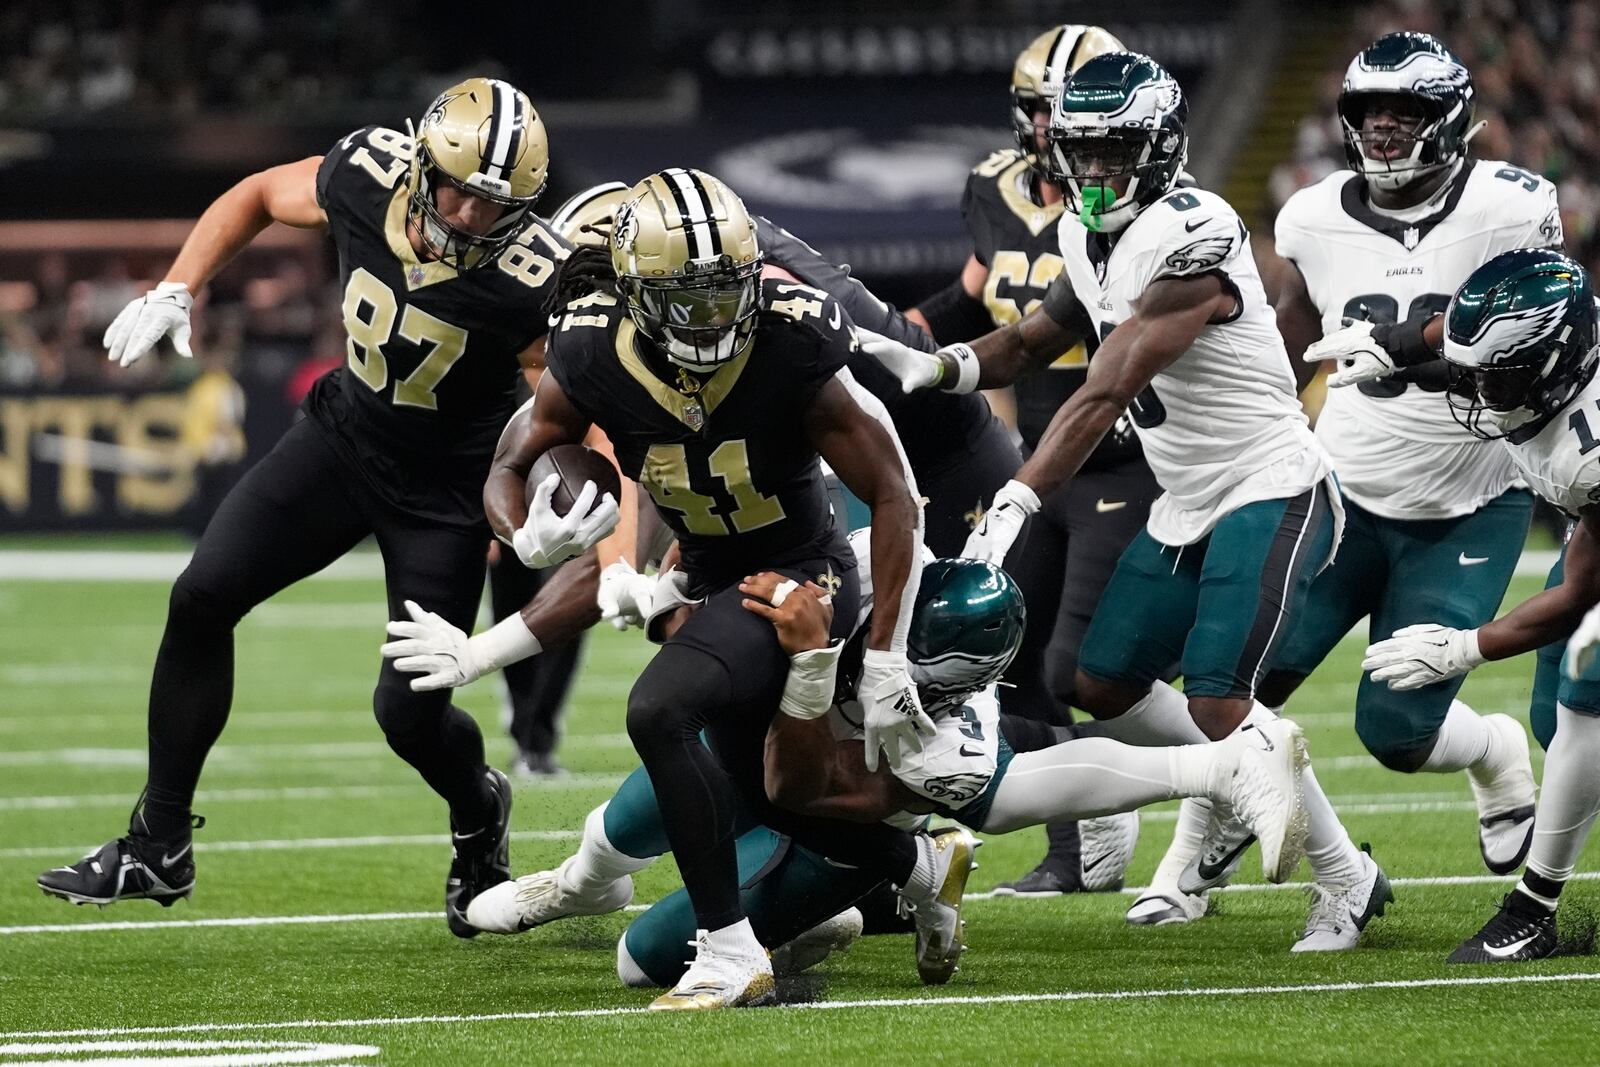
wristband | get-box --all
[939,343,980,395]
[780,643,844,720]
[467,613,543,673]
[1462,628,1486,668]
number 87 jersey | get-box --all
[1275,160,1561,521]
[305,124,570,528]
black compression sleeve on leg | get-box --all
[915,278,997,343]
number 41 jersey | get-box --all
[1275,160,1561,520]
[306,125,569,528]
[542,278,854,585]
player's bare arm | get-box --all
[484,374,592,543]
[1016,271,1231,499]
[167,156,328,291]
[802,376,917,653]
[1273,258,1324,392]
[944,278,1088,388]
[1476,509,1600,660]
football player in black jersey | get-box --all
[904,24,1162,896]
[487,169,978,1010]
[38,78,573,937]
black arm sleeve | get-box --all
[914,277,996,344]
[1039,271,1095,340]
[1371,314,1439,368]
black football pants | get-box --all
[141,418,495,839]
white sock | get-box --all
[1420,699,1494,774]
[561,803,656,896]
[981,737,1220,832]
[704,917,763,959]
[1147,796,1212,893]
[616,934,655,988]
[1302,765,1364,886]
[1097,681,1210,747]
[1526,704,1600,884]
[899,833,940,904]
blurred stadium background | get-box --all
[4,0,1594,537]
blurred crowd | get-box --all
[1268,0,1600,273]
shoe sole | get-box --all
[1125,895,1199,926]
[38,882,191,908]
[648,972,777,1010]
[1265,722,1311,885]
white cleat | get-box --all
[649,932,774,1011]
[770,907,864,977]
[1224,718,1309,885]
[1291,849,1393,953]
[1125,887,1209,926]
[464,856,632,934]
[1079,812,1140,892]
[905,827,980,985]
[1469,714,1537,875]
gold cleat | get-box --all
[648,930,776,1011]
[911,827,981,985]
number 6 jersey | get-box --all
[542,278,854,585]
[1275,160,1561,520]
[1055,185,1333,547]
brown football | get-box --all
[526,444,623,517]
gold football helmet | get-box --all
[548,181,632,249]
[611,169,763,370]
[408,76,549,270]
[1011,25,1126,157]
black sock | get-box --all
[1042,820,1081,873]
[1515,871,1564,913]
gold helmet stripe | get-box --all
[663,168,720,260]
[482,78,522,182]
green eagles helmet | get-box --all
[1443,248,1598,440]
[907,558,1027,705]
[1338,32,1476,193]
[1043,51,1187,233]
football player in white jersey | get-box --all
[860,51,1384,951]
[1244,34,1554,889]
[1361,249,1600,963]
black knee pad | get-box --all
[167,569,246,632]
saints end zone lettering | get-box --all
[0,393,193,523]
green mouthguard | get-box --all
[1079,185,1116,231]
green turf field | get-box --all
[2,555,1598,1065]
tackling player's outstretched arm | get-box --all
[1478,509,1600,660]
[1017,272,1231,500]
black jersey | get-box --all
[753,216,995,474]
[961,148,1141,468]
[305,124,569,528]
[543,277,853,584]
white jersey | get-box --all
[1276,160,1561,520]
[1057,186,1336,546]
[832,529,999,820]
[1502,371,1600,518]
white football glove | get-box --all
[856,328,976,394]
[859,648,937,773]
[1566,603,1600,680]
[961,478,1039,565]
[381,599,542,691]
[597,559,656,631]
[103,282,194,368]
[1361,624,1485,691]
[1304,320,1395,389]
[511,473,619,569]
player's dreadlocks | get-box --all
[544,237,620,319]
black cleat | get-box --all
[1448,893,1558,964]
[445,767,513,938]
[990,862,1081,898]
[37,810,202,908]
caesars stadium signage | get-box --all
[0,391,193,529]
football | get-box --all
[527,443,623,517]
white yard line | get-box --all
[7,870,1596,937]
[2,972,1597,1039]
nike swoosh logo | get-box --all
[1081,852,1111,873]
[160,844,192,868]
[828,304,842,330]
[1095,499,1126,513]
[1185,218,1210,232]
[1459,554,1490,566]
[1195,835,1256,880]
[959,744,984,758]
[1483,932,1539,958]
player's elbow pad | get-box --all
[781,642,845,720]
[1371,315,1439,368]
[915,277,994,343]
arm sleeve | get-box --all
[914,276,995,344]
[1039,271,1094,337]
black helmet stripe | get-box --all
[685,170,725,256]
[664,168,718,260]
[481,79,521,182]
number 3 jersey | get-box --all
[542,278,854,585]
[1055,186,1334,547]
[306,125,569,528]
[1275,160,1561,520]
